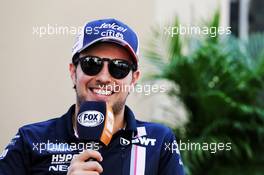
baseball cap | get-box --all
[72,18,139,69]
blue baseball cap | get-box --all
[72,18,139,69]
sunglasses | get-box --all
[75,56,137,79]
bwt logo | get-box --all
[77,111,104,127]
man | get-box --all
[0,18,185,175]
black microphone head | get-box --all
[77,101,114,146]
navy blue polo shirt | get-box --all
[0,105,185,175]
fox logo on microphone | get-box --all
[77,111,104,127]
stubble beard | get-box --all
[76,89,127,116]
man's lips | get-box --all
[89,87,115,96]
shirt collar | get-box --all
[123,105,137,134]
[56,104,76,141]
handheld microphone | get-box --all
[76,101,115,146]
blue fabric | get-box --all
[82,18,138,53]
[72,18,139,65]
[0,105,185,175]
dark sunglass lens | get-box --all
[109,60,131,79]
[80,56,102,76]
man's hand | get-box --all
[67,150,103,175]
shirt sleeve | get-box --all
[0,129,29,175]
[158,129,185,175]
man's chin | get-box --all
[77,95,111,106]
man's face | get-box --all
[69,42,140,115]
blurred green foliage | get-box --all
[145,11,264,175]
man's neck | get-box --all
[73,104,126,135]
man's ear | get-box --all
[69,63,77,86]
[131,70,141,86]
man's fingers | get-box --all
[79,161,103,173]
[68,161,103,174]
[67,150,103,175]
[72,150,103,162]
[69,171,100,175]
[68,158,103,175]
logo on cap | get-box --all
[72,18,139,68]
[77,111,104,127]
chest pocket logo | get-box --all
[120,137,156,146]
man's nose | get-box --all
[95,62,112,83]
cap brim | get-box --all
[73,36,138,67]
